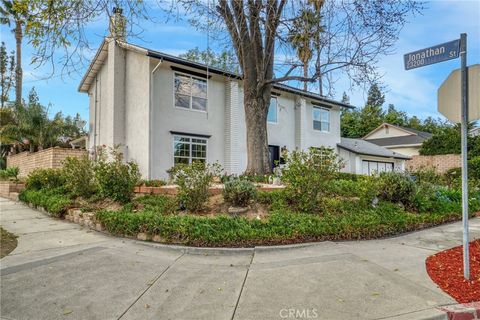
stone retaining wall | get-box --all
[406,154,461,173]
[7,147,87,177]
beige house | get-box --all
[363,123,433,157]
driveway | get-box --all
[1,197,478,320]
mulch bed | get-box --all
[426,239,480,303]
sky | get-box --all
[0,0,479,123]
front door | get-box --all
[268,145,280,171]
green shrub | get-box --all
[410,167,443,186]
[378,171,417,208]
[469,157,480,180]
[94,147,141,203]
[223,179,257,207]
[281,147,344,213]
[168,162,222,212]
[0,167,19,181]
[134,195,177,214]
[19,188,72,217]
[334,172,360,181]
[26,168,66,190]
[238,173,270,184]
[63,156,97,198]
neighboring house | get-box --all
[363,123,433,156]
[338,138,410,176]
[79,39,406,178]
[470,127,480,137]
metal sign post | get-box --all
[460,33,469,280]
[404,33,470,279]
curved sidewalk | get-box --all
[1,197,478,320]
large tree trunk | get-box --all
[243,83,272,175]
[14,20,22,106]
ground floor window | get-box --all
[362,160,394,176]
[173,135,207,165]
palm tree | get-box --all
[0,0,27,105]
[288,8,322,91]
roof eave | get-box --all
[337,144,411,160]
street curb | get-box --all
[437,302,480,320]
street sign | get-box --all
[404,39,460,70]
[404,34,471,280]
[438,64,480,123]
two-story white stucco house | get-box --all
[79,38,408,178]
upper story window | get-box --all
[267,97,278,124]
[174,73,207,112]
[313,106,330,132]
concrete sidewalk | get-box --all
[1,197,477,320]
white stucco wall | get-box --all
[123,50,150,176]
[150,62,226,179]
[88,54,110,149]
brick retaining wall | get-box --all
[0,181,25,200]
[7,147,87,177]
[406,154,461,173]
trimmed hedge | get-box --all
[19,188,72,217]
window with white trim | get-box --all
[173,135,207,165]
[313,107,330,132]
[267,97,278,124]
[174,73,207,111]
[362,160,394,176]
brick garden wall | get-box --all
[7,147,87,177]
[406,154,461,173]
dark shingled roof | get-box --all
[338,138,411,160]
[365,135,430,147]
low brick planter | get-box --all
[134,183,285,195]
[0,181,25,200]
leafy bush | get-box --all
[94,147,141,203]
[134,195,177,214]
[378,171,417,207]
[168,162,221,212]
[410,167,443,186]
[469,157,480,180]
[223,179,257,207]
[26,168,66,190]
[0,167,19,181]
[327,177,380,206]
[19,188,72,217]
[63,156,97,198]
[281,147,344,213]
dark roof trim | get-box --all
[337,144,411,160]
[170,131,211,139]
[311,101,331,108]
[147,50,242,80]
[271,91,281,96]
[171,66,212,79]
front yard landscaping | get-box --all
[426,240,480,303]
[16,147,480,247]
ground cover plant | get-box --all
[18,149,480,247]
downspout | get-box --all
[149,58,163,179]
[93,77,98,159]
